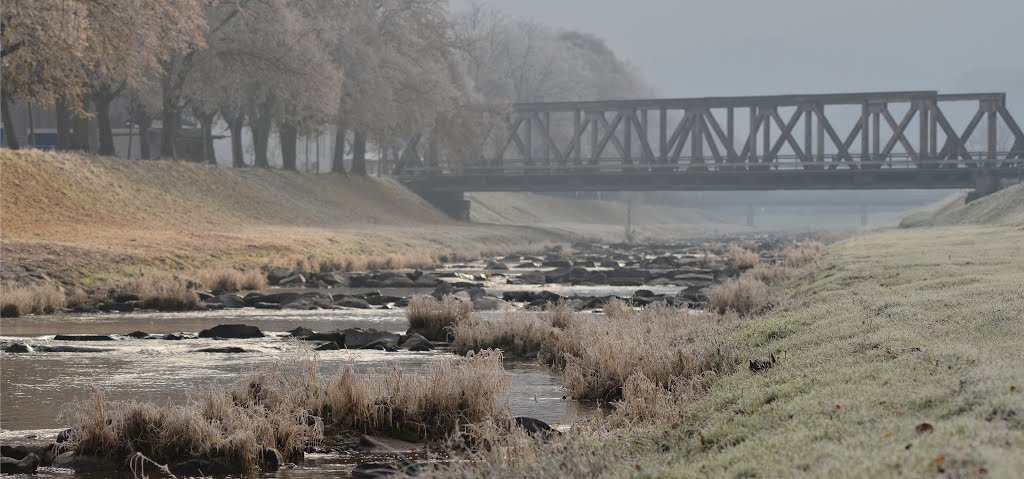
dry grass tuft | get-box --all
[194,268,268,292]
[726,245,760,269]
[118,272,200,311]
[406,295,473,340]
[744,263,792,285]
[452,299,736,405]
[782,240,826,268]
[706,276,772,316]
[560,302,735,403]
[452,310,559,357]
[0,283,66,317]
[420,421,619,479]
[66,357,324,473]
[325,350,510,439]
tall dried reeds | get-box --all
[324,350,510,439]
[0,283,66,317]
[782,240,826,267]
[66,357,324,473]
[406,295,473,340]
[706,276,772,315]
[726,245,760,269]
[194,268,268,292]
[118,272,200,311]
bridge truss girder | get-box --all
[400,91,1023,174]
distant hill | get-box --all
[900,183,1024,228]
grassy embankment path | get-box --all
[629,221,1023,477]
[0,150,565,286]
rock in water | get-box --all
[53,334,115,341]
[194,347,250,354]
[1,454,39,474]
[198,324,265,339]
[399,333,433,352]
[314,341,341,351]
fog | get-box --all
[466,0,1024,110]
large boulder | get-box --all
[278,274,307,287]
[287,327,316,338]
[317,272,350,287]
[343,329,400,349]
[207,295,245,308]
[314,341,341,351]
[399,333,433,352]
[1,454,39,475]
[244,292,302,307]
[266,267,295,285]
[198,324,265,339]
[2,342,32,353]
[334,297,372,309]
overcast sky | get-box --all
[462,0,1024,110]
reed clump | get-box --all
[0,282,66,317]
[706,276,772,316]
[66,357,324,474]
[782,240,826,267]
[117,272,200,311]
[406,294,473,340]
[744,263,792,285]
[451,299,736,404]
[726,245,760,269]
[324,350,510,439]
[194,268,268,292]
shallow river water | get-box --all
[0,306,603,477]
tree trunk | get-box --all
[279,122,298,171]
[56,100,72,150]
[250,109,271,168]
[138,116,152,159]
[95,94,116,156]
[160,93,179,158]
[199,112,216,164]
[227,114,245,167]
[332,123,347,173]
[351,130,367,175]
[1,92,19,150]
[72,100,91,152]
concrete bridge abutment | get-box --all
[416,190,470,221]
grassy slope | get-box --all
[900,183,1024,228]
[0,151,562,284]
[630,226,1024,477]
[469,192,747,241]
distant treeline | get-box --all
[1,1,650,172]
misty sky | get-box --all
[464,0,1024,110]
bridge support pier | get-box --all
[416,190,470,221]
[967,175,1001,203]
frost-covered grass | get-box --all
[435,227,1024,477]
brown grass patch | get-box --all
[706,276,772,315]
[117,272,200,311]
[0,283,66,317]
[194,268,268,292]
[727,245,760,269]
[324,350,509,439]
[452,299,737,404]
[66,357,324,473]
[406,295,473,340]
[744,263,793,285]
[782,240,826,268]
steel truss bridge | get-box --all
[395,91,1024,218]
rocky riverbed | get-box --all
[0,234,810,476]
